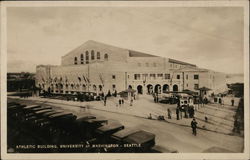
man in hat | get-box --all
[191,118,198,136]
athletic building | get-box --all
[36,40,226,96]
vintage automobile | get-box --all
[96,121,124,135]
[123,130,156,152]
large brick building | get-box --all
[36,40,226,96]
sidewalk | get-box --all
[9,94,239,135]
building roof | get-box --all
[63,40,159,58]
[168,58,196,67]
[173,66,209,72]
[128,50,158,57]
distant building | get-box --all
[7,72,35,92]
[36,40,226,96]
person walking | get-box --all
[176,107,180,120]
[104,96,107,106]
[167,108,172,119]
[231,98,235,106]
[191,118,198,136]
[121,99,124,106]
[118,99,121,107]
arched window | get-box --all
[74,57,77,65]
[85,51,89,64]
[104,54,108,61]
[80,54,84,64]
[91,50,95,60]
[97,52,100,59]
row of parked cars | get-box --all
[41,92,102,102]
[7,101,169,153]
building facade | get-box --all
[36,40,226,96]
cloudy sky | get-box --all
[7,6,244,74]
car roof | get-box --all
[96,122,124,132]
[123,130,155,144]
[23,105,41,109]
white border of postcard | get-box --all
[1,1,249,160]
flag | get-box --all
[49,77,53,83]
[86,76,90,83]
[78,76,81,82]
[82,75,87,83]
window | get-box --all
[97,52,100,59]
[186,83,188,87]
[194,84,199,90]
[112,84,116,89]
[194,74,199,80]
[177,75,180,79]
[157,74,163,78]
[104,54,108,61]
[112,75,116,79]
[134,74,141,80]
[146,63,149,67]
[186,74,188,79]
[91,50,95,60]
[142,74,148,79]
[85,51,89,64]
[164,74,170,79]
[85,51,89,60]
[150,74,156,79]
[74,57,77,65]
[170,64,173,68]
[80,54,84,64]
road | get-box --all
[7,97,244,153]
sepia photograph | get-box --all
[1,1,249,160]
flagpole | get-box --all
[87,63,90,92]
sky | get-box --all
[7,6,244,74]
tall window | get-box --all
[112,75,116,79]
[97,52,100,59]
[177,75,180,79]
[134,74,141,80]
[142,74,148,79]
[85,51,89,64]
[104,54,108,61]
[80,54,84,64]
[164,74,170,79]
[186,74,188,80]
[91,50,95,60]
[150,74,156,80]
[74,57,77,65]
[194,74,199,80]
[157,74,163,79]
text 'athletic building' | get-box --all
[36,40,226,96]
